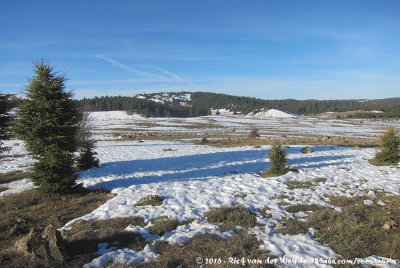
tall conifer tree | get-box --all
[14,61,81,192]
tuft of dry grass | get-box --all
[0,187,8,193]
[312,177,327,183]
[136,195,164,206]
[205,206,257,231]
[285,204,321,214]
[0,170,31,184]
[148,217,182,236]
[234,193,247,198]
[258,207,272,218]
[284,180,314,190]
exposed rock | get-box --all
[301,146,314,154]
[201,137,209,143]
[9,216,28,236]
[15,225,66,267]
[353,146,361,150]
[383,220,398,230]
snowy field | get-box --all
[1,111,400,267]
[88,111,400,142]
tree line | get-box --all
[76,92,400,118]
[78,96,209,117]
[190,92,400,118]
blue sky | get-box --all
[1,0,399,100]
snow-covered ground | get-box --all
[87,111,400,142]
[1,111,400,267]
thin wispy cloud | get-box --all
[94,54,198,88]
[94,55,163,80]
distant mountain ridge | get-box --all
[78,92,400,118]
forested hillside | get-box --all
[78,95,209,117]
[77,92,400,118]
[190,92,400,118]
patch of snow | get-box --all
[355,255,399,268]
[95,243,117,256]
[377,200,387,206]
[253,228,337,267]
[0,178,34,198]
[364,200,374,205]
[84,245,158,268]
[159,220,236,246]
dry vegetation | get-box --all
[136,195,164,206]
[62,216,147,260]
[128,232,275,268]
[0,170,31,184]
[205,206,257,231]
[0,188,114,267]
[276,195,400,260]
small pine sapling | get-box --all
[370,127,400,166]
[261,142,290,177]
[76,105,99,171]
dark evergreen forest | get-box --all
[76,92,400,118]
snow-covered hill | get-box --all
[252,109,298,118]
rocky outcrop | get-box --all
[301,146,314,154]
[15,225,66,267]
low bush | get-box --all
[260,143,290,177]
[370,127,400,166]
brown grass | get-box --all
[0,188,114,267]
[0,187,8,193]
[205,206,257,231]
[258,208,272,218]
[284,180,314,190]
[0,170,31,184]
[62,216,146,257]
[127,232,275,268]
[136,195,164,206]
[276,195,400,260]
[148,217,182,236]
